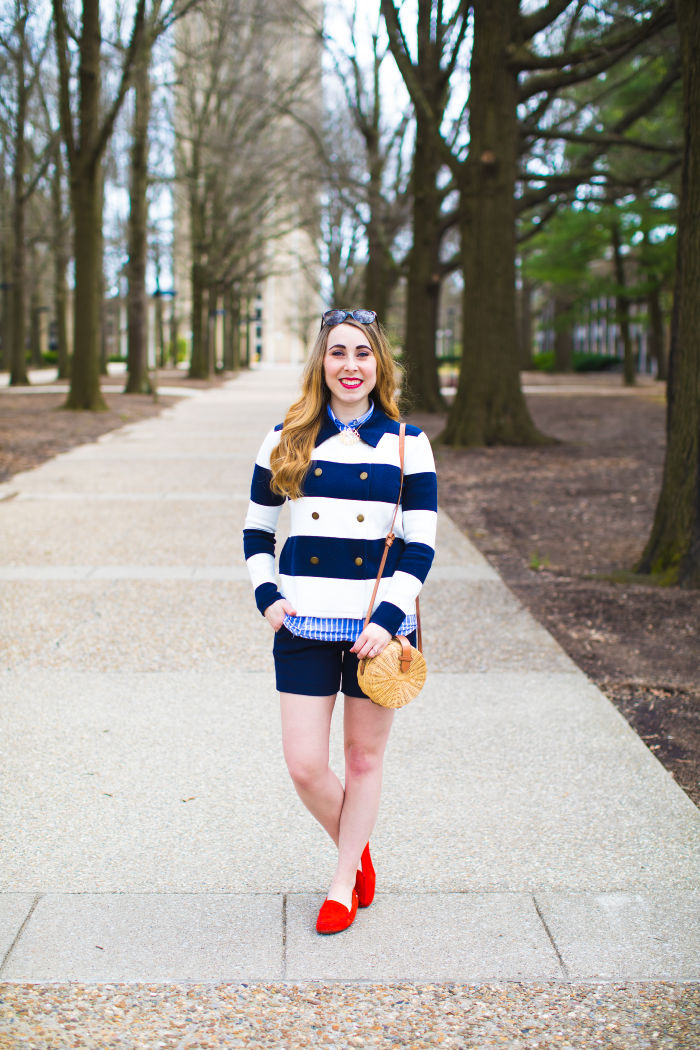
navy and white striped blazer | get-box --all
[243,407,438,636]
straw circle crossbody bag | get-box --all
[357,423,427,708]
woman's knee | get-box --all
[284,747,329,791]
[345,741,383,778]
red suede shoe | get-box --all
[354,842,375,908]
[316,890,359,934]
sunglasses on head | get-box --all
[321,309,377,329]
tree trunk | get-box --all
[441,0,549,446]
[189,258,209,378]
[1,252,12,373]
[223,286,241,371]
[364,160,396,322]
[517,272,534,369]
[553,291,574,373]
[647,283,667,381]
[64,0,107,411]
[51,144,71,380]
[156,293,166,366]
[169,298,178,367]
[67,162,107,409]
[99,255,109,376]
[611,219,636,386]
[637,0,700,587]
[10,32,29,387]
[402,118,445,412]
[29,268,41,368]
[357,38,401,324]
[54,260,70,379]
[125,40,152,394]
[188,169,210,379]
[208,284,218,373]
[243,294,251,367]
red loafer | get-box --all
[354,842,375,908]
[316,890,359,934]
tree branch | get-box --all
[442,1,470,85]
[517,196,569,244]
[20,129,62,204]
[380,0,457,173]
[519,0,574,42]
[518,154,681,213]
[518,2,675,94]
[51,0,76,164]
[93,0,147,165]
[612,55,680,135]
[528,128,680,154]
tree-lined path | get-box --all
[0,367,698,1041]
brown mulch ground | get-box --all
[0,368,233,482]
[413,375,699,809]
[2,367,699,809]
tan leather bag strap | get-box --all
[362,424,423,652]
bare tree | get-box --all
[306,5,415,343]
[383,0,677,445]
[49,135,71,379]
[52,0,147,409]
[331,9,412,321]
[0,1,53,386]
[124,0,201,393]
[175,0,319,378]
[318,179,366,308]
[400,0,467,411]
[123,2,163,395]
[637,0,700,587]
[52,0,206,408]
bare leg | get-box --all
[325,695,395,908]
[279,692,344,843]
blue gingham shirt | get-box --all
[283,401,417,642]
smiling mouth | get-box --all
[340,378,362,388]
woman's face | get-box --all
[323,322,377,419]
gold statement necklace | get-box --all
[329,401,372,445]
[339,424,361,445]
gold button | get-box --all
[312,512,319,520]
[314,467,323,477]
[360,471,368,480]
[310,556,319,565]
[355,556,363,566]
[357,514,364,522]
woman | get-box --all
[243,308,437,934]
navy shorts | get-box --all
[273,625,417,699]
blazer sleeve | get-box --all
[369,428,438,636]
[243,426,286,615]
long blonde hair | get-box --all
[270,318,401,500]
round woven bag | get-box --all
[357,637,427,709]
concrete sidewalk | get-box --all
[0,366,698,985]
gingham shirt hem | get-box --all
[282,614,418,642]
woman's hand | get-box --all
[264,598,297,632]
[351,623,392,660]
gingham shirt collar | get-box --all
[315,402,392,448]
[326,400,374,433]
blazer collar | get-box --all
[314,405,395,449]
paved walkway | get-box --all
[0,366,699,1041]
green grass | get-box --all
[531,351,622,374]
[529,551,551,571]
